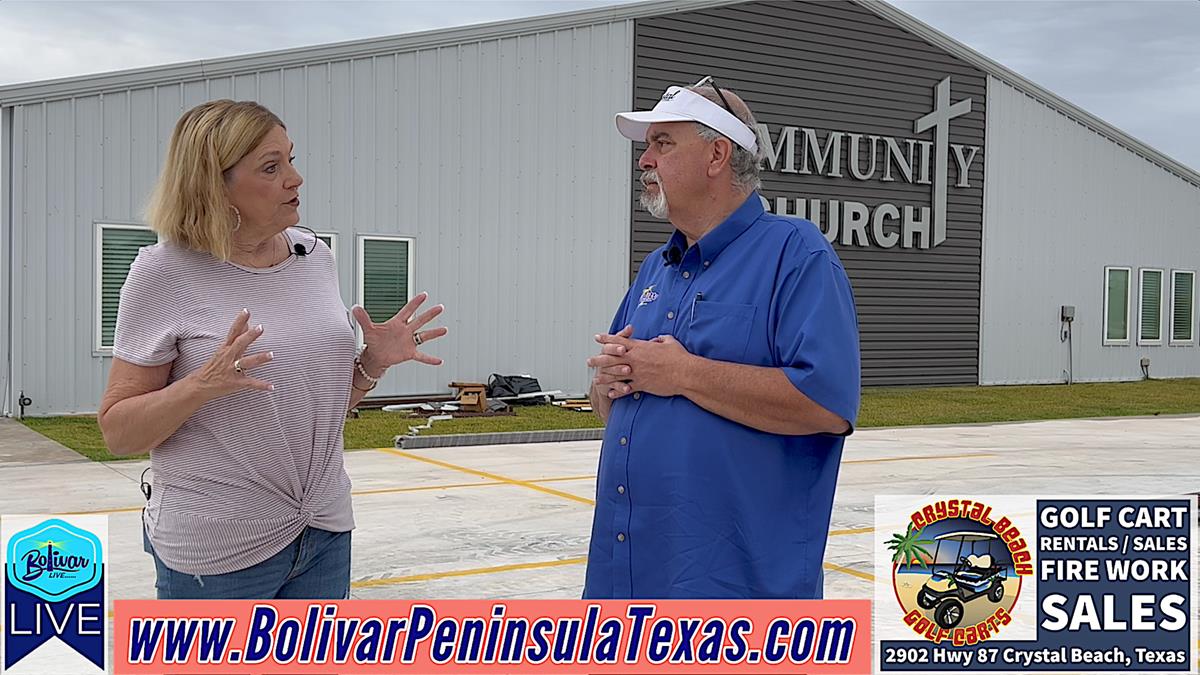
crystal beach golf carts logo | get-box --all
[887,499,1033,646]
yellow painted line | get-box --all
[355,555,877,590]
[355,556,877,590]
[100,549,871,595]
[830,526,875,537]
[97,556,875,596]
[513,475,592,484]
[845,452,996,465]
[353,556,589,589]
[60,506,144,515]
[55,475,597,516]
[353,475,593,498]
[824,561,875,583]
[375,450,882,585]
[351,480,507,497]
[75,448,884,586]
[57,452,998,516]
[381,448,596,506]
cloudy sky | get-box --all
[1,0,1197,168]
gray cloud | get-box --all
[2,0,1197,169]
[0,1,639,84]
[891,0,1200,168]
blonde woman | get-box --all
[98,100,446,599]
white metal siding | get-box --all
[1,107,11,415]
[980,76,1200,384]
[7,21,633,415]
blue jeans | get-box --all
[144,526,351,600]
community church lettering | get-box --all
[757,77,981,251]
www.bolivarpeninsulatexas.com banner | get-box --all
[112,599,871,673]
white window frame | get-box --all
[1137,267,1164,346]
[1102,266,1132,346]
[356,235,416,337]
[95,223,159,354]
[1170,269,1195,346]
[313,231,337,260]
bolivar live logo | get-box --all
[887,499,1033,646]
[3,516,107,674]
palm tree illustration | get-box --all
[886,524,935,570]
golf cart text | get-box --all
[1040,557,1189,581]
[1039,504,1190,529]
[1042,593,1188,632]
[910,500,1033,576]
[902,606,1011,646]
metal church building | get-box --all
[2,0,1198,416]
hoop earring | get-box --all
[231,206,242,232]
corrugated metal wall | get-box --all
[981,77,1200,383]
[1,107,11,416]
[6,21,633,415]
[631,0,987,386]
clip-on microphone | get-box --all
[290,225,320,256]
[139,467,152,501]
[662,246,683,266]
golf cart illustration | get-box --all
[916,531,1007,629]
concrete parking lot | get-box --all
[2,414,1198,602]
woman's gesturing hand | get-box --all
[189,309,275,399]
[352,292,447,372]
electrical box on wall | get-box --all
[1061,305,1075,322]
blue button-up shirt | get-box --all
[583,192,861,599]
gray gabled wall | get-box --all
[631,0,987,386]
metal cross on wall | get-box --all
[915,77,973,248]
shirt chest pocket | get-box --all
[684,300,756,363]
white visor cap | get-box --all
[615,86,759,154]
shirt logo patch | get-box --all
[638,285,660,307]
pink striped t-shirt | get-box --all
[114,229,357,576]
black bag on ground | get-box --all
[487,374,545,404]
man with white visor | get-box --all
[584,77,862,599]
